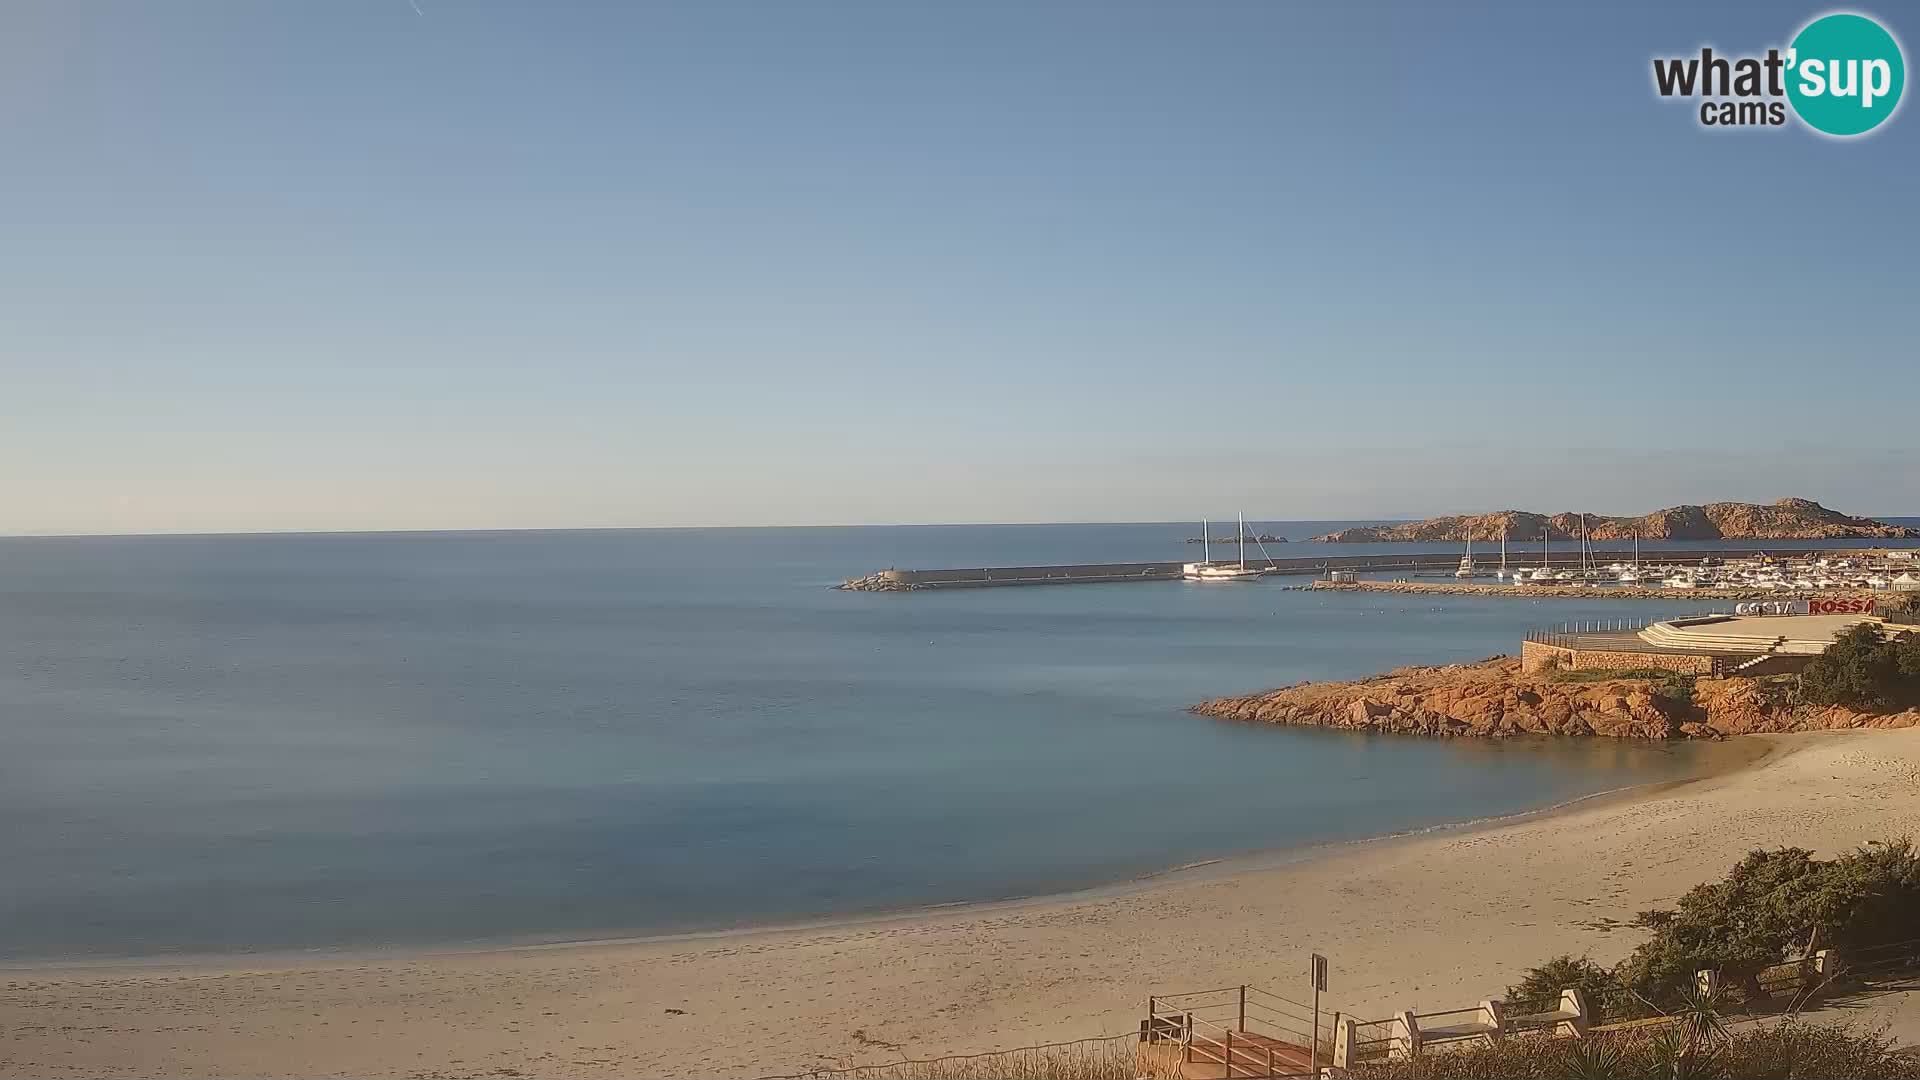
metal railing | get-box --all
[1144,985,1326,1078]
[1143,1006,1308,1078]
[774,940,1920,1080]
[1524,616,1659,649]
[1343,1016,1408,1065]
[1411,1004,1503,1052]
[1411,1005,1489,1026]
[1522,603,1839,644]
[1148,984,1328,1050]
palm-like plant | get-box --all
[1646,1022,1731,1080]
[1557,1037,1631,1080]
[1673,984,1732,1049]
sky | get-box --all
[2,1,1915,534]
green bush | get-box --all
[1547,668,1697,713]
[1504,955,1622,1020]
[1650,673,1696,713]
[1614,840,1920,1008]
[1722,1020,1920,1079]
[1419,842,1920,1079]
[1798,623,1920,710]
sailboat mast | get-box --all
[1501,529,1507,570]
[1202,518,1210,565]
[1238,512,1247,571]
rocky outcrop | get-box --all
[1311,499,1916,543]
[1692,677,1920,734]
[1191,658,1920,740]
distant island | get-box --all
[1311,498,1917,542]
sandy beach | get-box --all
[6,727,1919,1079]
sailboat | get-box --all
[1525,526,1556,582]
[1184,514,1260,582]
[1618,534,1643,584]
[1454,527,1476,577]
[1586,515,1605,579]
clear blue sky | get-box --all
[4,1,1914,533]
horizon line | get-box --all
[4,511,1917,543]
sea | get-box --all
[2,521,1914,961]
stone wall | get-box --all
[1520,639,1718,675]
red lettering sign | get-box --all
[1808,598,1876,615]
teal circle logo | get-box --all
[1786,13,1905,136]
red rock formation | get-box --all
[1310,499,1915,542]
[1191,658,1920,740]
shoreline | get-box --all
[17,736,1901,1080]
[0,736,1774,978]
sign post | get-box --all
[1311,953,1329,1071]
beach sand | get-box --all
[6,728,1919,1079]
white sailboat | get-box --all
[1454,527,1476,577]
[1184,513,1260,582]
[1524,527,1555,581]
[1618,535,1643,584]
[1576,514,1603,580]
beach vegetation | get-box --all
[1616,839,1920,1007]
[1360,1019,1920,1079]
[1505,955,1621,1020]
[1798,623,1920,710]
[1650,674,1697,713]
[1545,667,1698,712]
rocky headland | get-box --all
[1191,657,1920,740]
[1311,498,1915,543]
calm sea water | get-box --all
[2,522,1912,960]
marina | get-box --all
[841,546,1920,592]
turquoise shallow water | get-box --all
[0,522,1904,960]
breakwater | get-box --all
[842,563,1185,590]
[839,546,1875,591]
